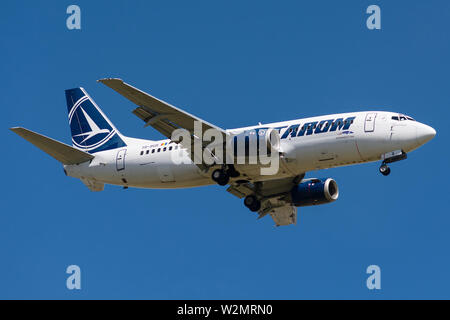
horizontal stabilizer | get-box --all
[10,127,94,165]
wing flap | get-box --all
[227,175,304,226]
[226,182,254,199]
[270,205,297,226]
[10,127,94,165]
[227,175,303,199]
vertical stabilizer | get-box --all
[65,87,126,153]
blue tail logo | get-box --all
[65,88,126,153]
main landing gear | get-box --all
[211,165,240,186]
[212,169,229,186]
[244,194,261,212]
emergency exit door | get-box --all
[364,113,377,132]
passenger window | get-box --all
[169,146,173,151]
[146,150,149,154]
[140,151,144,155]
[163,147,166,152]
[152,149,155,153]
[175,146,178,150]
[158,148,161,152]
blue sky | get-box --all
[1,0,449,299]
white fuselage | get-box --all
[64,111,435,189]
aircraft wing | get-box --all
[227,175,304,226]
[98,78,228,167]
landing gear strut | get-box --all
[379,163,391,176]
[244,195,261,212]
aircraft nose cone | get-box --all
[416,123,436,145]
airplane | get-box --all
[10,79,436,226]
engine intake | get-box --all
[290,178,339,207]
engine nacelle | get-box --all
[290,178,339,207]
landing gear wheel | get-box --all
[244,195,261,212]
[212,169,230,186]
[379,164,391,176]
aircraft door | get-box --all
[364,113,377,132]
[116,149,126,171]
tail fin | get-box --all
[65,88,126,153]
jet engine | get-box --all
[290,178,339,207]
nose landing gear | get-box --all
[379,163,391,176]
[379,150,407,176]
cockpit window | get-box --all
[392,114,415,121]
